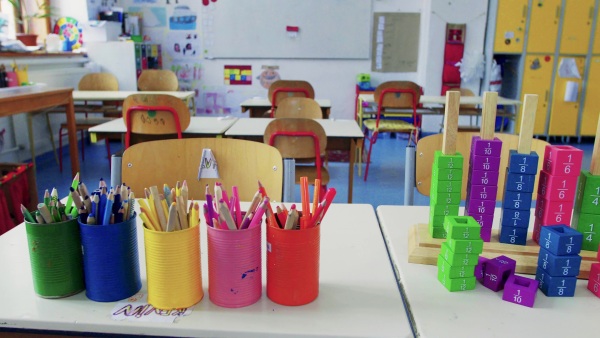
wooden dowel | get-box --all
[442,91,460,155]
[480,91,498,140]
[517,94,538,154]
[590,115,600,175]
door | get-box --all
[560,0,595,55]
[494,0,528,53]
[548,56,585,136]
[527,0,561,53]
[580,57,600,136]
[520,54,554,135]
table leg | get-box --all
[26,113,36,168]
[65,95,80,176]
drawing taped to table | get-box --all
[111,292,193,323]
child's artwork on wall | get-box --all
[128,6,167,28]
[166,32,199,59]
[169,4,197,30]
[134,0,157,3]
[224,65,251,85]
[171,61,202,114]
[257,65,280,89]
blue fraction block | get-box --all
[505,172,536,193]
[500,208,531,228]
[499,224,528,245]
[508,150,539,175]
[502,190,533,211]
[539,225,583,256]
[536,267,577,297]
[537,247,582,277]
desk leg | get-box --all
[26,113,36,169]
[348,139,358,203]
[65,96,80,176]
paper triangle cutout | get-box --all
[198,148,220,179]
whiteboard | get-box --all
[205,0,372,59]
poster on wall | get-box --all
[128,6,167,28]
[171,61,202,114]
[224,65,251,85]
[169,3,197,30]
[166,32,199,59]
[198,86,262,117]
[257,65,280,89]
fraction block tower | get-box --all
[533,145,583,244]
[535,225,583,297]
[587,245,600,298]
[437,216,482,292]
[500,95,539,245]
[573,117,600,252]
[429,91,463,239]
[465,92,502,242]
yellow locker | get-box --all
[580,57,600,136]
[560,0,595,55]
[548,56,585,136]
[593,11,600,54]
[520,55,554,135]
[527,0,561,53]
[494,0,528,53]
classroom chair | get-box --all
[268,80,315,117]
[54,72,120,172]
[123,93,191,149]
[137,69,179,91]
[121,138,283,201]
[274,97,323,119]
[413,132,550,203]
[362,81,422,181]
[263,118,329,196]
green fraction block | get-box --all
[573,211,600,252]
[575,171,600,215]
[437,255,476,278]
[431,191,462,206]
[440,242,480,266]
[431,179,463,194]
[432,167,463,182]
[446,237,484,254]
[431,202,460,216]
[429,224,447,239]
[443,216,482,240]
[434,151,464,169]
[429,211,445,227]
[437,269,477,292]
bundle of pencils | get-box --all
[204,181,271,230]
[272,177,336,230]
[20,186,68,224]
[139,181,200,232]
[79,179,136,225]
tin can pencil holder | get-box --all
[79,213,142,302]
[267,224,320,306]
[25,217,85,298]
[143,224,203,310]
[207,224,262,308]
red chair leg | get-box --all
[363,132,377,182]
[59,127,64,173]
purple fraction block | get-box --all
[471,154,501,172]
[482,255,517,292]
[471,169,500,187]
[502,274,539,308]
[475,256,489,282]
[468,184,498,201]
[467,199,496,215]
[471,137,503,157]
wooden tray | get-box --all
[408,223,598,280]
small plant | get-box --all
[8,0,53,35]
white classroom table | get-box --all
[376,205,600,338]
[225,118,364,203]
[73,90,197,113]
[0,204,412,338]
[240,98,332,118]
[88,116,239,142]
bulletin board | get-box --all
[204,0,372,59]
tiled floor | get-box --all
[33,133,595,208]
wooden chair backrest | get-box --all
[374,81,421,109]
[122,94,191,147]
[459,88,477,109]
[268,80,315,107]
[137,70,179,91]
[416,132,550,200]
[263,118,327,160]
[274,97,322,119]
[122,138,283,201]
[78,73,119,91]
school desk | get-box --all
[0,203,412,338]
[240,98,332,118]
[73,90,197,114]
[224,118,364,203]
[376,205,600,338]
[0,86,79,179]
[87,116,239,143]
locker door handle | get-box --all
[555,6,560,21]
[523,5,528,19]
[590,7,595,20]
[544,90,549,104]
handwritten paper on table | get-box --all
[111,292,193,323]
[371,13,420,73]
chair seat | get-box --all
[295,166,330,185]
[363,119,417,132]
